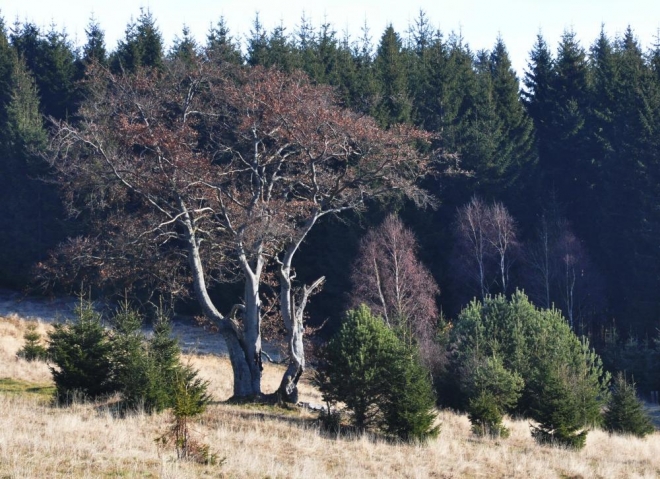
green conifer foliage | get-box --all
[82,17,107,65]
[205,17,242,65]
[529,364,589,449]
[374,25,412,127]
[380,345,439,441]
[246,13,268,67]
[604,373,655,437]
[463,355,524,437]
[17,324,48,361]
[111,303,192,413]
[10,21,78,120]
[316,305,437,441]
[169,26,199,64]
[0,52,66,289]
[47,300,116,402]
[522,34,554,170]
[0,18,13,130]
[111,9,164,72]
[448,292,609,445]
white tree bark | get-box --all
[181,198,262,397]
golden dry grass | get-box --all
[1,315,659,478]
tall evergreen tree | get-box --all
[294,13,319,78]
[111,9,164,72]
[0,17,14,135]
[314,22,341,85]
[205,17,242,65]
[331,32,359,108]
[408,11,449,132]
[246,13,268,66]
[349,21,379,115]
[0,53,66,287]
[10,21,78,120]
[169,25,199,63]
[82,17,107,65]
[263,23,296,71]
[522,34,554,199]
[373,24,411,127]
[459,50,506,194]
[134,9,163,69]
[599,28,660,329]
[488,37,537,202]
[546,30,590,215]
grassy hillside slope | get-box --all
[1,315,659,478]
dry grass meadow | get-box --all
[1,314,660,478]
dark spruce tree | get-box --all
[82,17,107,66]
[0,49,67,288]
[544,30,591,226]
[111,8,164,72]
[263,23,296,71]
[205,17,242,65]
[10,21,78,120]
[604,373,655,438]
[169,25,199,64]
[373,24,412,127]
[600,29,660,332]
[522,34,554,177]
[488,37,536,207]
[349,22,379,116]
[47,300,116,402]
[408,12,450,133]
[246,13,268,67]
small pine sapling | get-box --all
[156,365,218,464]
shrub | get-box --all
[316,305,438,441]
[468,392,508,437]
[47,300,116,402]
[604,373,655,437]
[319,406,342,435]
[17,324,49,361]
[448,292,609,444]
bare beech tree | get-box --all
[46,58,434,400]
